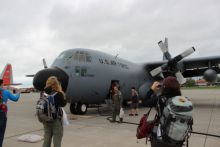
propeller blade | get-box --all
[158,41,172,60]
[159,72,164,79]
[175,71,186,85]
[150,63,168,77]
[158,41,168,54]
[180,47,195,58]
[175,47,195,62]
[43,59,48,68]
[150,66,162,76]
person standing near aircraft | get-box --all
[142,76,183,147]
[42,77,66,147]
[0,79,20,147]
[129,87,139,116]
[110,86,123,123]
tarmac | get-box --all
[2,89,220,147]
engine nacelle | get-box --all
[203,69,218,84]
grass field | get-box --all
[181,87,220,90]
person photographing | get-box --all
[0,79,20,147]
[142,76,193,147]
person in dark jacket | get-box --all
[42,76,66,147]
[142,76,182,147]
[129,87,139,116]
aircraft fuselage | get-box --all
[50,49,161,104]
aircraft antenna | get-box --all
[115,54,118,58]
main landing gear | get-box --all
[70,102,88,115]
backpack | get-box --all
[154,96,194,146]
[136,108,156,140]
[36,92,62,123]
[0,89,7,113]
[132,91,139,103]
[0,89,4,107]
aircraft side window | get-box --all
[85,52,90,56]
[74,53,79,61]
[79,55,86,62]
[63,53,74,59]
[86,56,93,62]
[75,66,80,76]
[81,67,87,77]
[80,51,84,54]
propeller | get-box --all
[43,58,48,68]
[25,59,47,77]
[150,39,196,84]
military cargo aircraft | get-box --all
[0,64,22,86]
[29,38,220,115]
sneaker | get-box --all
[129,113,134,116]
[135,114,138,116]
[110,120,116,123]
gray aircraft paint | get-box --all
[31,44,220,115]
[50,48,162,104]
[49,48,220,106]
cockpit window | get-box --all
[56,52,73,59]
[74,50,92,63]
[74,53,79,61]
[79,55,86,62]
[86,56,92,62]
[56,53,65,59]
[63,53,74,59]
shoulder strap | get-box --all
[147,108,153,115]
[0,89,5,102]
[51,92,58,97]
[157,96,161,117]
[134,91,138,97]
[0,89,4,94]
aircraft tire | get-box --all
[123,101,128,105]
[77,103,88,115]
[70,103,78,114]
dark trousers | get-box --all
[151,137,182,147]
[0,113,7,147]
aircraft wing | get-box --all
[25,75,35,77]
[182,56,220,69]
[145,56,220,78]
[4,83,22,86]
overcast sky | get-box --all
[0,0,219,88]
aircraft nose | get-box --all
[33,67,69,92]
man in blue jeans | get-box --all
[0,79,20,147]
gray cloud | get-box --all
[0,0,219,88]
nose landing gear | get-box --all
[70,102,88,115]
[70,103,78,114]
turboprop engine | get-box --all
[203,69,218,84]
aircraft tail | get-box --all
[162,38,169,60]
[0,64,21,85]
